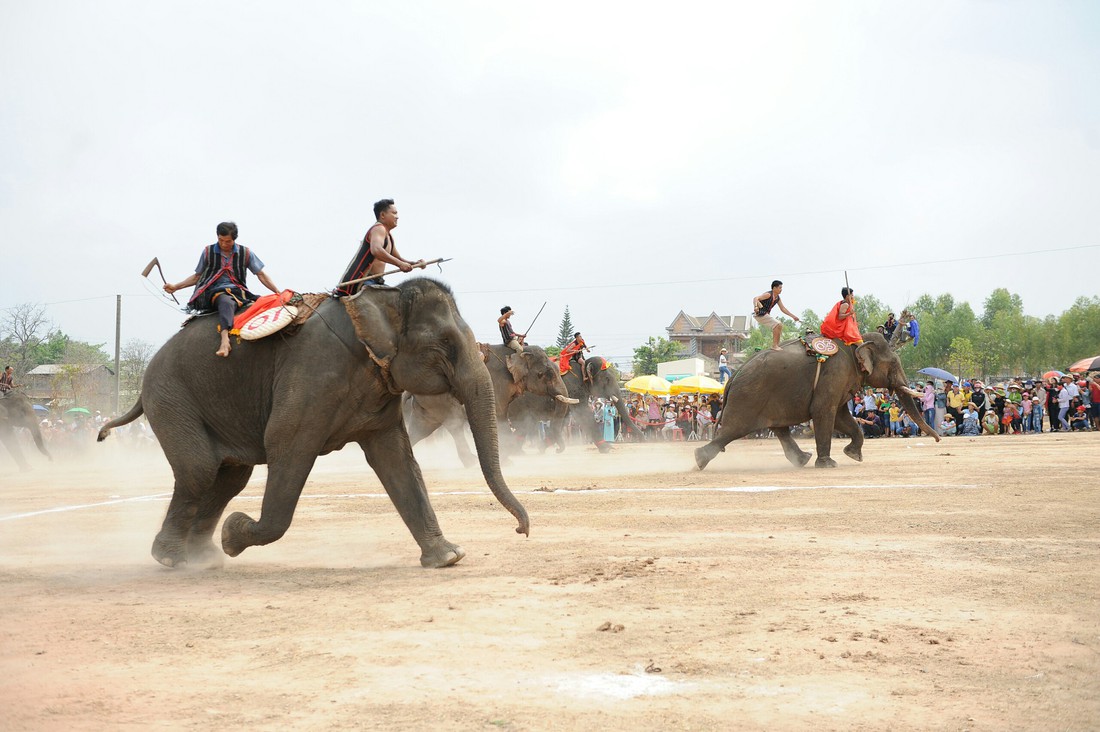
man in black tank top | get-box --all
[335,199,425,296]
[498,306,525,353]
[752,279,801,351]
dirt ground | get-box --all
[1,429,1098,731]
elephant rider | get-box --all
[752,280,800,351]
[820,286,863,346]
[558,332,590,378]
[335,198,425,296]
[498,306,525,353]
[0,365,15,393]
[164,221,281,358]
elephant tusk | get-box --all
[555,395,580,404]
[609,395,619,404]
[900,386,924,399]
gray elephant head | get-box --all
[855,332,937,439]
[506,346,575,403]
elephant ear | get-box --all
[505,350,531,389]
[342,291,400,364]
[855,342,875,375]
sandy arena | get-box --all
[1,430,1098,731]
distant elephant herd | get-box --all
[3,279,938,569]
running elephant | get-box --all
[0,391,52,471]
[695,332,939,470]
[509,356,643,453]
[402,344,578,465]
[98,279,529,569]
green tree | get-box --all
[800,309,822,332]
[120,339,157,397]
[981,288,1024,329]
[0,302,51,376]
[947,337,980,382]
[555,306,575,349]
[632,336,683,375]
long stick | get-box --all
[337,258,451,289]
[523,301,547,336]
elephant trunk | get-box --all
[894,386,941,442]
[614,396,642,434]
[458,368,530,536]
[29,421,51,460]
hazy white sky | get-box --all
[2,1,1098,368]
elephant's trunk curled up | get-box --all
[459,367,531,535]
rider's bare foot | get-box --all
[216,334,231,357]
[771,346,782,351]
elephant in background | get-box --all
[695,332,939,470]
[403,344,578,465]
[509,356,643,453]
[98,278,529,569]
[0,391,51,471]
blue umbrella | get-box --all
[32,404,50,413]
[918,367,958,383]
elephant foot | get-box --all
[220,512,255,558]
[788,450,811,467]
[151,533,188,569]
[843,444,864,462]
[694,444,716,470]
[186,539,225,569]
[420,540,466,568]
[815,456,838,468]
[555,442,565,454]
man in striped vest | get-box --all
[164,221,280,357]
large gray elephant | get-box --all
[695,332,940,470]
[98,279,529,569]
[402,344,577,465]
[508,356,643,453]
[0,391,51,470]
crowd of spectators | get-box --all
[848,373,1099,438]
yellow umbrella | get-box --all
[623,374,670,396]
[669,374,724,395]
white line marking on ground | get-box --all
[0,484,978,523]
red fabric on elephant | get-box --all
[821,300,863,345]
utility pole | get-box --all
[114,294,121,415]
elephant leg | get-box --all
[184,464,254,568]
[834,409,865,462]
[774,426,811,467]
[445,422,478,468]
[811,404,840,468]
[405,409,442,447]
[0,431,32,472]
[360,426,465,568]
[695,417,754,470]
[221,454,318,558]
[153,459,220,569]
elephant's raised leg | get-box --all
[695,418,754,470]
[361,426,465,568]
[221,455,317,557]
[834,408,865,463]
[774,426,812,467]
[184,464,254,568]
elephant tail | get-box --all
[97,398,144,442]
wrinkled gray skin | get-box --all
[695,332,940,470]
[403,344,576,465]
[0,391,52,471]
[98,279,528,569]
[509,357,642,453]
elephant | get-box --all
[97,278,529,569]
[695,331,940,470]
[0,391,52,471]
[509,356,643,453]
[402,344,578,465]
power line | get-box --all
[455,243,1100,295]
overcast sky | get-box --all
[2,1,1098,368]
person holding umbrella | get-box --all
[0,365,16,393]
